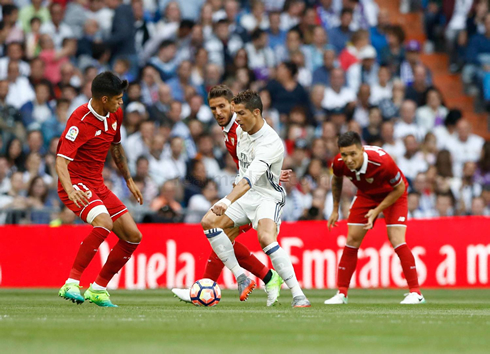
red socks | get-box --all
[337,245,359,296]
[202,251,224,281]
[95,240,139,287]
[395,243,421,295]
[202,241,270,282]
[234,241,269,280]
[69,226,110,280]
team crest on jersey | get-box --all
[366,178,374,183]
[65,126,79,142]
[112,122,117,130]
[231,137,235,145]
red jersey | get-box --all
[332,146,408,200]
[56,101,123,187]
[222,113,239,169]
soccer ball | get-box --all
[190,279,221,307]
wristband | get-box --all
[219,198,231,208]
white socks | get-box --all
[91,282,106,291]
[204,228,244,279]
[66,278,80,285]
[263,242,304,298]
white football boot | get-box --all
[324,291,348,304]
[400,292,426,304]
[172,288,192,303]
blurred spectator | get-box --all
[316,0,340,31]
[451,161,482,215]
[64,0,90,40]
[245,28,275,77]
[346,44,378,93]
[265,61,310,117]
[0,42,31,79]
[446,120,484,177]
[394,100,426,141]
[267,11,287,49]
[19,0,50,34]
[2,5,24,44]
[311,47,336,86]
[0,171,27,224]
[40,3,74,50]
[157,136,187,183]
[338,29,369,71]
[471,196,487,216]
[0,80,24,142]
[327,8,353,53]
[369,8,390,53]
[20,81,53,129]
[0,156,10,194]
[104,0,136,77]
[381,120,405,161]
[6,60,35,109]
[379,24,405,75]
[183,158,207,206]
[407,191,425,218]
[321,67,356,111]
[134,156,159,203]
[185,178,219,223]
[433,193,455,217]
[125,118,154,172]
[369,65,392,105]
[415,88,448,132]
[397,134,429,182]
[147,180,183,223]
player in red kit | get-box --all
[172,85,289,306]
[57,72,143,307]
[325,132,426,305]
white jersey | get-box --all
[235,121,286,203]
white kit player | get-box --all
[200,90,310,307]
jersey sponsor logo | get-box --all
[65,126,79,142]
[366,178,374,183]
[95,130,102,137]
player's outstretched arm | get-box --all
[110,144,143,205]
[364,181,406,230]
[211,178,251,216]
[328,175,343,231]
[55,156,89,208]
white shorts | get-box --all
[225,192,284,231]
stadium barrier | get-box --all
[1,218,489,289]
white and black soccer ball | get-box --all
[190,279,221,307]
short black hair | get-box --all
[337,131,362,148]
[2,4,18,17]
[232,90,263,114]
[159,39,175,50]
[91,71,128,99]
[281,61,298,77]
[251,28,265,41]
[208,84,234,102]
[341,8,353,16]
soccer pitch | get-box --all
[0,289,489,354]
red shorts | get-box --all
[58,179,128,224]
[348,193,408,227]
[239,224,253,234]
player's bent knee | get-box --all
[201,213,215,230]
[258,232,275,249]
[128,229,143,244]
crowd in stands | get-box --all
[0,0,490,226]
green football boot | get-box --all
[58,283,84,304]
[84,285,118,307]
[265,270,284,307]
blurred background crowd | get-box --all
[0,0,490,225]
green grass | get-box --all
[0,289,489,354]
